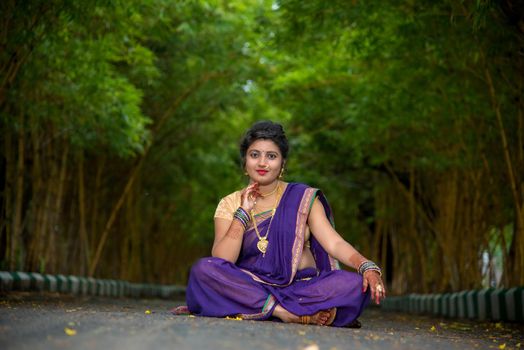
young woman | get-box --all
[177,121,385,327]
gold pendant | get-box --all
[257,237,268,254]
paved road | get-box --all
[0,293,522,350]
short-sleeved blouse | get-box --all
[213,191,242,220]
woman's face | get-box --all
[245,139,284,186]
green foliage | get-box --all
[1,0,522,286]
[3,0,156,157]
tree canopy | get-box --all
[1,0,523,292]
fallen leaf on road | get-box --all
[499,344,506,350]
[225,316,243,321]
[145,310,151,314]
[516,343,521,348]
[430,326,436,332]
[64,327,77,336]
[297,330,306,336]
[448,323,471,331]
[303,344,319,350]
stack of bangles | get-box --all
[358,261,382,276]
[234,207,251,230]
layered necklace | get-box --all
[250,181,281,256]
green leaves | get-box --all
[2,0,522,286]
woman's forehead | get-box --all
[247,139,280,153]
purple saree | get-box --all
[185,183,370,327]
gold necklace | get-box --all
[250,183,281,256]
[258,182,279,198]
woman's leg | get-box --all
[270,270,370,327]
[186,257,275,320]
[272,304,333,325]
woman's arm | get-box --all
[211,183,259,263]
[307,198,366,268]
[211,217,245,263]
[308,197,386,303]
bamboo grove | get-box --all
[1,0,523,293]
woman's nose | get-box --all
[258,155,268,166]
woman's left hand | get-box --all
[362,270,386,304]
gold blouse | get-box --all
[214,191,242,220]
[213,188,313,253]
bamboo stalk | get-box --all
[485,68,524,283]
[4,130,13,267]
[47,141,68,272]
[11,116,24,270]
[90,156,104,259]
[33,132,53,271]
[77,151,90,274]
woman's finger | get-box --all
[368,277,376,303]
[362,275,369,294]
[375,284,381,305]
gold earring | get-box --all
[244,171,248,176]
[279,167,285,179]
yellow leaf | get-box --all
[225,315,243,321]
[145,310,151,315]
[303,344,319,350]
[499,344,506,350]
[495,322,503,329]
[298,330,306,336]
[430,326,436,332]
[64,327,77,336]
[516,343,521,348]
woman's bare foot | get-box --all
[272,305,332,326]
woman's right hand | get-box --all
[240,182,260,212]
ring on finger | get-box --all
[376,285,383,292]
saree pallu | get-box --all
[186,183,370,327]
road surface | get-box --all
[0,292,522,349]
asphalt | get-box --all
[0,292,522,350]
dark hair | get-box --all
[240,121,289,166]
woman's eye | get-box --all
[268,154,277,160]
[250,152,259,158]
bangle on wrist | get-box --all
[358,260,382,276]
[233,207,251,230]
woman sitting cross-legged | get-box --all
[173,121,385,327]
